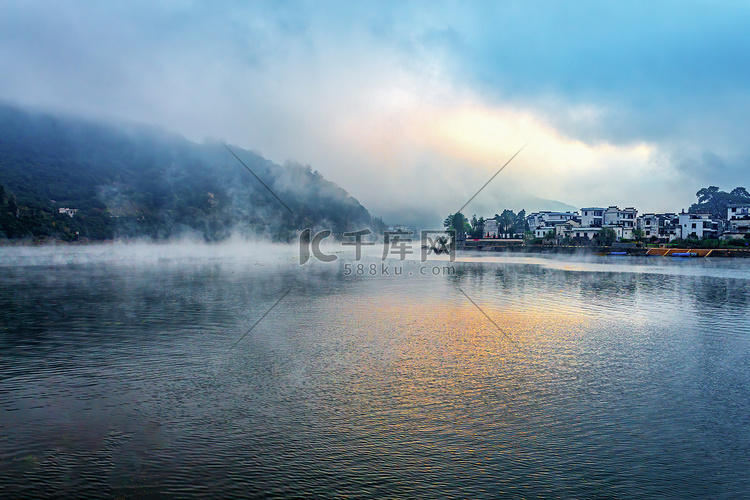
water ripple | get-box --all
[0,254,748,498]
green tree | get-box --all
[515,209,527,233]
[598,228,617,246]
[470,216,485,238]
[696,186,720,204]
[443,212,470,236]
[690,186,750,219]
[495,209,516,235]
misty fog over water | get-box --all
[1,244,748,498]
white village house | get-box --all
[58,207,78,217]
[580,207,605,227]
[638,213,681,242]
[483,219,499,238]
[724,203,750,239]
[526,211,579,231]
[679,212,721,239]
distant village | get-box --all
[475,203,750,244]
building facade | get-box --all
[679,212,721,239]
[726,204,750,237]
[526,211,579,231]
[603,206,638,229]
[638,213,680,242]
[580,207,605,227]
[483,219,499,238]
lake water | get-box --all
[1,244,749,498]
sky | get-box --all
[2,0,750,226]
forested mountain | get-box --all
[0,104,382,242]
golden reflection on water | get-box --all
[319,291,595,439]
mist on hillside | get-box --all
[0,104,384,244]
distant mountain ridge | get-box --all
[0,104,382,242]
[523,196,579,213]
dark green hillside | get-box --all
[0,104,381,242]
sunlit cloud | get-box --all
[307,85,669,219]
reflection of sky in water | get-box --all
[0,245,748,498]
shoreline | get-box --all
[458,243,750,258]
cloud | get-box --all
[1,1,750,225]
